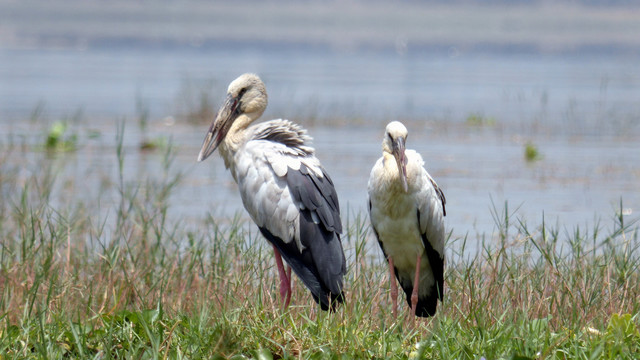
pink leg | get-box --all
[388,256,398,319]
[410,253,422,317]
[272,245,292,309]
[285,265,292,305]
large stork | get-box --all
[197,73,346,311]
[367,121,446,318]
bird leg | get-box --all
[410,253,422,318]
[272,245,292,309]
[388,256,398,319]
[286,265,292,305]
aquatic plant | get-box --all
[524,141,542,162]
[136,96,169,152]
[465,113,496,127]
[45,120,77,152]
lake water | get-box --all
[1,46,638,249]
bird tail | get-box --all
[258,226,345,311]
[312,287,344,312]
[400,280,443,317]
[273,242,344,311]
[402,286,440,317]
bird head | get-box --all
[197,73,268,162]
[383,121,409,192]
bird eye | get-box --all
[238,87,248,97]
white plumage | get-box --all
[197,74,346,311]
[368,121,446,317]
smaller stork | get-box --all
[368,121,446,318]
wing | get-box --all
[404,150,446,252]
[415,166,446,302]
[367,157,389,257]
[233,136,345,310]
[367,197,387,259]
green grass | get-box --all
[0,124,639,359]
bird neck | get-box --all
[382,152,406,191]
[218,113,258,171]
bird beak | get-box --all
[197,94,240,162]
[392,137,408,192]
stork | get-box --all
[367,121,446,318]
[197,73,346,311]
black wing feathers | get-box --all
[289,163,342,233]
[432,179,447,216]
[415,209,445,317]
[261,162,345,310]
[259,226,344,310]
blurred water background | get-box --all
[0,1,638,245]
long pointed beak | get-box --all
[392,137,408,192]
[197,94,239,162]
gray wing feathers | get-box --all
[252,119,314,156]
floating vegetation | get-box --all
[465,113,497,127]
[45,121,77,152]
[524,141,542,162]
[139,136,169,151]
[137,96,168,152]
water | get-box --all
[2,48,639,130]
[1,46,639,247]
